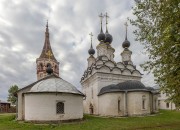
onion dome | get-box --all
[104,12,113,44]
[122,39,130,48]
[88,32,95,55]
[88,48,95,55]
[104,32,113,43]
[97,31,105,42]
[46,63,53,75]
[122,22,130,48]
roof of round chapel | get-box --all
[28,75,84,96]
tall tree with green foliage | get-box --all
[7,85,19,105]
[131,0,180,108]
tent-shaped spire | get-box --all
[39,21,57,61]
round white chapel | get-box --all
[23,75,84,122]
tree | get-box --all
[131,0,180,108]
[7,85,19,105]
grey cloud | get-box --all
[0,0,155,101]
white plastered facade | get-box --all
[17,76,84,121]
[24,93,83,121]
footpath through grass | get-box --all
[0,110,180,130]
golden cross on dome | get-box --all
[46,50,52,60]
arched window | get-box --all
[166,103,169,108]
[56,102,64,114]
[118,99,121,112]
[142,95,146,109]
[89,103,93,115]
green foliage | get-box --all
[131,0,180,107]
[0,110,180,130]
[7,85,19,105]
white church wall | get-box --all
[127,92,151,116]
[24,93,83,121]
[81,72,142,116]
[17,87,32,120]
[98,93,125,116]
[96,73,141,94]
[82,77,99,115]
[158,92,176,110]
[159,100,176,110]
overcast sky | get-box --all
[0,0,155,102]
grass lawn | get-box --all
[0,110,180,130]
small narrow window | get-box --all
[142,100,145,109]
[142,95,146,109]
[118,100,121,112]
[166,103,169,108]
[56,102,64,114]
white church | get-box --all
[15,13,159,123]
[81,13,159,116]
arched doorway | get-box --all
[89,103,93,115]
